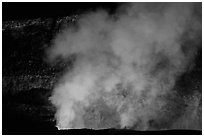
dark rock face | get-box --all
[2,17,75,133]
[2,14,202,134]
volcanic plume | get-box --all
[46,3,201,130]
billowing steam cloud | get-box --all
[47,3,201,130]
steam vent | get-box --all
[2,2,202,135]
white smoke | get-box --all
[47,3,201,130]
